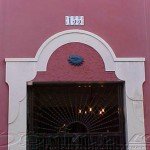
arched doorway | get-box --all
[6,30,146,150]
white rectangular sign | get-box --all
[65,16,84,26]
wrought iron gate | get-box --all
[27,83,126,150]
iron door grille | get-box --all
[27,82,126,150]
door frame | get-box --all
[5,29,146,150]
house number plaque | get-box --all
[65,16,84,26]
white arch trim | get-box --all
[5,29,146,150]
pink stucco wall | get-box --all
[0,0,150,149]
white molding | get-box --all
[5,29,146,150]
[5,57,145,62]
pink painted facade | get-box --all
[0,0,150,149]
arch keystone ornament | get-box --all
[5,29,146,150]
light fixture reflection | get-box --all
[89,107,92,112]
[99,111,102,115]
[79,109,82,114]
[102,108,105,112]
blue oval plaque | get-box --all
[68,55,84,66]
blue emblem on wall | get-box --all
[68,55,84,66]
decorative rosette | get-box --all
[68,55,84,66]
